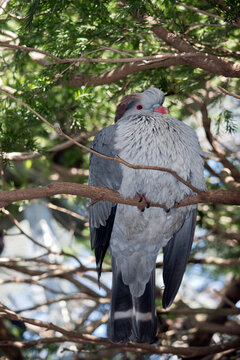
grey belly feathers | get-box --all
[89,100,205,343]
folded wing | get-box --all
[89,125,122,278]
[162,208,197,309]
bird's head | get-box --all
[115,88,168,122]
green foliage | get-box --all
[221,0,240,23]
[216,110,239,135]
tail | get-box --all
[132,271,157,343]
[107,258,157,343]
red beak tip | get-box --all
[153,106,168,114]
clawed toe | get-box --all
[137,193,150,211]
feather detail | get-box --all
[90,206,117,280]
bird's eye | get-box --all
[136,105,143,110]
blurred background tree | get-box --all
[0,0,240,359]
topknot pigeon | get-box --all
[89,88,205,343]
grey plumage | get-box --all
[88,88,206,343]
[162,208,198,309]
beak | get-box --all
[153,106,168,114]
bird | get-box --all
[88,87,206,344]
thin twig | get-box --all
[2,131,97,161]
[16,293,104,313]
[0,208,82,266]
[217,86,240,100]
[43,202,87,222]
[0,43,202,64]
[115,155,202,194]
[0,42,60,61]
[159,307,240,316]
[176,1,223,20]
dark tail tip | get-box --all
[108,317,132,343]
[131,319,157,343]
[108,263,157,343]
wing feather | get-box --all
[162,208,197,308]
[89,125,122,277]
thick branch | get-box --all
[0,182,239,209]
[66,55,193,87]
[152,25,240,76]
[0,304,240,357]
[66,55,240,87]
[68,20,240,84]
[127,9,240,78]
[5,43,240,86]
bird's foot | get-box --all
[164,201,180,213]
[137,193,150,212]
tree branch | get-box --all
[176,1,240,28]
[0,303,240,357]
[0,42,200,65]
[152,25,240,76]
[190,322,240,336]
[0,42,61,61]
[159,307,240,316]
[176,1,223,20]
[1,255,239,286]
[66,55,240,87]
[2,131,97,161]
[157,256,240,268]
[0,182,239,209]
[127,10,240,78]
[1,208,82,266]
[218,86,240,100]
[2,40,240,89]
[3,40,236,71]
